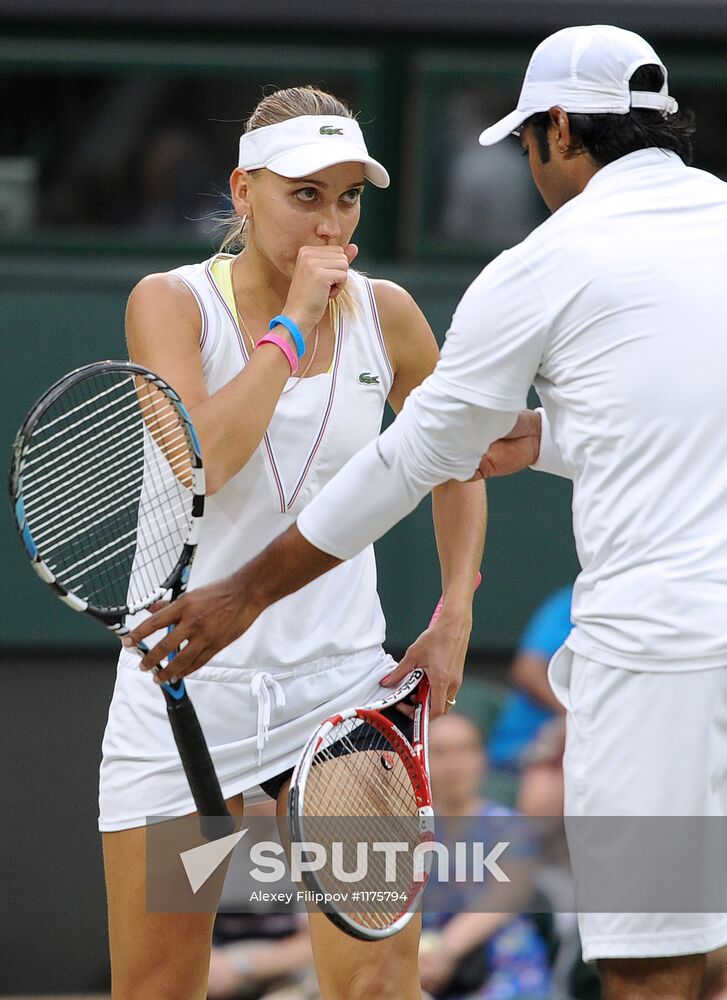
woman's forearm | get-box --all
[432,478,486,613]
[188,346,291,494]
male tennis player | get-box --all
[129,25,727,999]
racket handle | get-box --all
[162,681,235,840]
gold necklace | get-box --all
[236,305,320,386]
[235,305,256,355]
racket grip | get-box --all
[162,683,235,840]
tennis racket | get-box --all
[9,360,234,837]
[288,574,481,940]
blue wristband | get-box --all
[269,315,305,358]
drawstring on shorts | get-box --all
[251,670,293,764]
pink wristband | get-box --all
[256,332,298,375]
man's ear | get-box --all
[549,106,572,155]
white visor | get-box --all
[238,115,390,188]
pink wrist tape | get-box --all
[256,332,299,374]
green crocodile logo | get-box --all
[358,372,380,385]
[319,126,344,136]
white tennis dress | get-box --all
[99,256,397,831]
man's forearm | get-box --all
[298,379,517,561]
[240,525,342,613]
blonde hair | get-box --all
[221,86,360,320]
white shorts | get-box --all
[99,644,395,831]
[549,645,727,962]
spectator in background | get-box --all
[137,125,219,236]
[517,720,602,1000]
[517,717,566,823]
[517,720,594,1000]
[438,88,545,248]
[208,911,313,1000]
[421,713,551,1000]
[488,586,572,770]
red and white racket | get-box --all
[287,572,481,940]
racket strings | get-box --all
[25,382,143,465]
[300,717,422,929]
[23,391,183,511]
[32,464,151,550]
[309,718,417,817]
[34,464,189,562]
[132,381,196,603]
[113,380,194,609]
[22,379,140,605]
[19,372,195,611]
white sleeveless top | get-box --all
[157,254,393,674]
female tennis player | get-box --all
[101,86,484,1000]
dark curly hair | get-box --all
[523,64,696,167]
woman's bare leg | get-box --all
[103,793,243,1000]
[275,780,421,1000]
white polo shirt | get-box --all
[299,148,727,671]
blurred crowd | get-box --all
[5,71,726,252]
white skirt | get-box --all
[99,644,396,831]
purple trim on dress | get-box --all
[363,277,394,388]
[286,309,345,509]
[175,271,210,352]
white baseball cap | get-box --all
[238,115,390,188]
[479,24,679,147]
